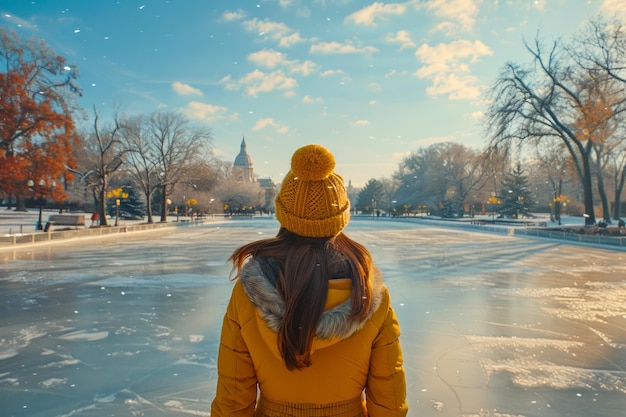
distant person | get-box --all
[91,212,99,227]
[211,144,408,416]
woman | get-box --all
[211,144,407,416]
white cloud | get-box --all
[320,69,346,77]
[302,95,324,104]
[310,41,378,54]
[252,118,279,130]
[221,69,298,97]
[171,81,203,96]
[425,72,483,100]
[252,118,289,134]
[414,39,493,100]
[220,9,246,22]
[247,49,318,75]
[242,18,305,47]
[345,2,407,26]
[290,60,318,76]
[182,101,228,122]
[412,0,482,33]
[279,32,306,48]
[352,120,370,126]
[386,30,416,50]
[248,49,287,69]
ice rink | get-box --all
[1,218,625,417]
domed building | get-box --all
[232,137,254,183]
[230,136,276,213]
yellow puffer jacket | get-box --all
[211,257,407,417]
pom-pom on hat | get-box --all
[275,144,350,238]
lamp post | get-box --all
[487,195,501,223]
[27,179,56,231]
[106,187,129,227]
[115,198,120,226]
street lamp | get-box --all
[106,187,129,226]
[486,195,501,223]
[28,179,56,231]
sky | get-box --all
[2,0,626,188]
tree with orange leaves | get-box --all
[0,28,81,211]
[573,74,625,224]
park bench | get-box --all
[44,214,86,232]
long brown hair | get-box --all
[229,227,374,370]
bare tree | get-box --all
[485,37,603,226]
[532,139,574,223]
[130,110,213,222]
[574,17,626,220]
[377,176,400,214]
[392,142,484,216]
[69,106,126,226]
[214,176,264,216]
[574,74,626,223]
[441,143,485,214]
[120,115,159,223]
[607,129,626,220]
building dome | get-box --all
[234,137,253,168]
[232,137,254,183]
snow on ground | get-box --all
[0,218,625,416]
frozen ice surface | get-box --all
[1,218,625,417]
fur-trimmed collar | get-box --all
[238,256,385,341]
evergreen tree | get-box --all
[106,185,145,220]
[499,164,535,218]
[356,179,387,215]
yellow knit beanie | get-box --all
[275,144,350,238]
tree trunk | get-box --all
[613,188,623,221]
[146,190,154,224]
[14,194,27,212]
[160,185,168,222]
[91,189,99,223]
[99,178,108,226]
[596,171,612,224]
[612,162,626,220]
[6,194,14,210]
[581,152,597,226]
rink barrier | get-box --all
[0,219,211,247]
[362,216,626,250]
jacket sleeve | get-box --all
[211,281,258,417]
[365,289,408,417]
